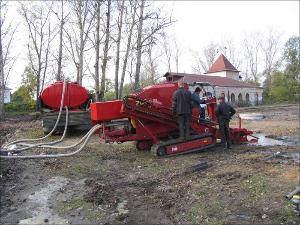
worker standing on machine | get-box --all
[192,87,206,120]
[215,96,236,149]
[172,80,193,140]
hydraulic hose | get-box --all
[0,124,101,159]
[1,106,69,153]
[2,80,67,148]
[21,121,97,150]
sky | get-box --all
[167,0,299,73]
[5,0,300,91]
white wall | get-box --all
[225,71,240,80]
[189,85,264,105]
[215,87,263,106]
[207,71,226,77]
[206,71,240,80]
[4,89,11,103]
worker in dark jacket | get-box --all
[172,80,193,140]
[215,96,236,149]
[192,87,206,120]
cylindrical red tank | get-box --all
[40,81,89,110]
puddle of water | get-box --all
[116,200,129,215]
[228,214,252,220]
[248,133,288,146]
[239,113,265,120]
[255,150,300,163]
[19,176,69,225]
[111,200,129,220]
[277,135,300,146]
[248,133,300,163]
[280,152,300,163]
[249,133,300,146]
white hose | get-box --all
[0,124,101,159]
[22,121,96,150]
[2,80,67,148]
[1,106,69,153]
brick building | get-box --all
[164,54,263,106]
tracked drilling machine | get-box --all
[90,81,256,156]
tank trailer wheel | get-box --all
[156,146,166,156]
[136,140,152,151]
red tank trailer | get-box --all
[90,81,257,156]
[40,81,92,133]
[40,81,89,110]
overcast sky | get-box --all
[5,0,300,91]
[167,0,299,72]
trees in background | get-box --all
[133,0,173,90]
[219,38,242,70]
[133,0,145,90]
[2,0,173,106]
[191,42,219,73]
[2,0,298,112]
[189,31,298,103]
[243,32,262,84]
[93,0,101,101]
[118,0,138,99]
[267,36,300,102]
[0,0,18,119]
[54,0,69,81]
[113,0,125,99]
[19,2,55,108]
[282,36,300,101]
[6,66,36,111]
[65,0,95,85]
[99,0,111,100]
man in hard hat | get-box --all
[172,80,193,140]
[215,96,236,149]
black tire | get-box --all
[43,127,51,135]
[156,146,166,156]
[136,140,152,151]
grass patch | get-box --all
[273,204,299,224]
[24,129,45,139]
[62,157,102,177]
[85,209,105,221]
[185,200,226,225]
[56,197,105,221]
[244,173,270,203]
[5,110,34,117]
[56,198,87,214]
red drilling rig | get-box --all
[90,81,257,156]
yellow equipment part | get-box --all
[292,195,300,200]
[131,119,137,128]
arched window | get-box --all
[231,93,235,103]
[238,93,243,103]
[255,93,259,105]
[246,93,250,102]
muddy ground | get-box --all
[0,104,299,225]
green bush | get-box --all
[5,100,36,112]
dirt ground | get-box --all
[0,104,299,225]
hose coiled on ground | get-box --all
[0,124,101,159]
[1,106,69,154]
[2,80,67,149]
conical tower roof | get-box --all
[206,54,239,73]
